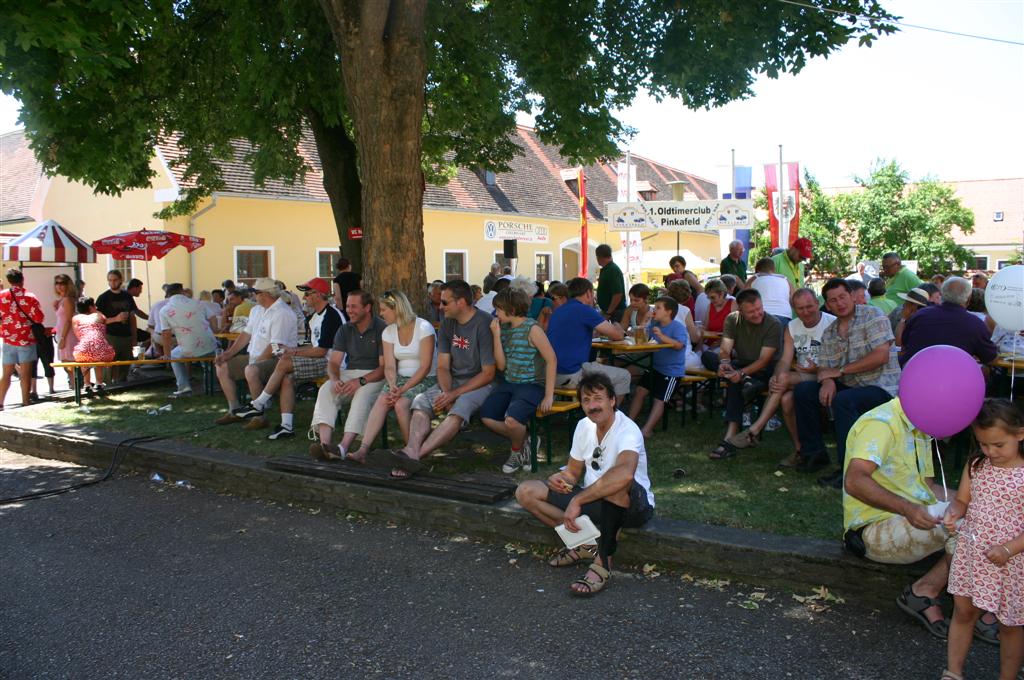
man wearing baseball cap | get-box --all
[234,277,344,440]
[772,237,813,291]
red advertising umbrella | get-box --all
[92,229,206,307]
[92,229,205,261]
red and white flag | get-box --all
[764,163,800,248]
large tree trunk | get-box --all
[319,0,428,311]
[306,108,364,273]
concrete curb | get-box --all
[0,416,923,605]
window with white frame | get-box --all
[107,256,133,279]
[997,260,1012,270]
[993,211,1004,222]
[444,250,467,282]
[316,248,338,280]
[234,247,273,286]
[974,256,989,271]
[494,251,511,273]
[535,252,552,282]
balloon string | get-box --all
[934,438,948,502]
[1012,334,1019,396]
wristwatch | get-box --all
[358,376,367,386]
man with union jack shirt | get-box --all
[374,280,495,477]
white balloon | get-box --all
[984,264,1024,332]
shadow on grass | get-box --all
[22,387,847,540]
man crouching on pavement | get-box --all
[515,372,655,596]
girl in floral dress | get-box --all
[941,399,1024,680]
[71,297,117,392]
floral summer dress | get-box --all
[948,458,1024,626]
[72,314,115,363]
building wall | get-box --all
[8,158,175,312]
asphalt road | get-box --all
[0,451,1004,680]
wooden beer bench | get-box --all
[52,357,217,405]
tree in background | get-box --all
[835,160,976,277]
[750,170,853,279]
[1,0,898,301]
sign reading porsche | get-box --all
[606,200,755,233]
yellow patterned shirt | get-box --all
[842,398,936,531]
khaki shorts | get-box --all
[860,514,950,565]
[224,354,277,383]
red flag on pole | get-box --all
[578,168,588,278]
[765,164,780,249]
[764,163,801,248]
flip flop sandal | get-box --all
[548,544,597,568]
[973,614,999,646]
[708,440,740,460]
[939,671,963,680]
[725,429,760,449]
[570,563,610,597]
[389,468,412,480]
[896,584,949,640]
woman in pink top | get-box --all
[53,274,79,363]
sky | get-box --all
[1,0,1021,192]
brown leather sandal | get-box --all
[570,563,610,597]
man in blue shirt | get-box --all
[547,277,631,402]
[899,276,997,367]
[627,296,688,437]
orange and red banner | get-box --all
[764,163,800,248]
[578,168,588,278]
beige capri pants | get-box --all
[310,369,384,436]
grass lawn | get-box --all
[25,384,848,540]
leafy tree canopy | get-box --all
[836,160,976,277]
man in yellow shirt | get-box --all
[843,397,989,642]
[771,237,813,290]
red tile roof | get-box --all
[5,126,718,224]
[0,130,45,224]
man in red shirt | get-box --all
[0,268,45,408]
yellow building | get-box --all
[2,126,722,310]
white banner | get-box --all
[607,200,755,233]
[483,219,549,243]
[618,231,643,282]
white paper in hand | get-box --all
[555,515,601,549]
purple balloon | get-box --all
[899,345,986,438]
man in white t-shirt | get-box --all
[159,283,217,397]
[213,277,298,428]
[726,287,835,467]
[748,257,794,324]
[236,277,344,440]
[515,372,655,597]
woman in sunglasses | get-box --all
[514,372,655,597]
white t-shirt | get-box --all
[382,317,437,377]
[693,292,710,325]
[476,292,496,314]
[149,299,170,333]
[569,410,655,507]
[159,294,217,356]
[200,300,221,322]
[751,273,791,317]
[788,312,837,371]
[246,298,299,364]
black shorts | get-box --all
[546,480,654,529]
[643,369,679,403]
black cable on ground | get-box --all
[0,423,221,505]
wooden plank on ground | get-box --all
[266,456,516,504]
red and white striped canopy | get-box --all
[1,220,96,263]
